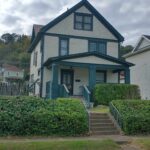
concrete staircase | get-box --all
[90,113,120,135]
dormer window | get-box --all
[74,13,93,31]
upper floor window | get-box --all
[59,38,69,56]
[89,41,106,55]
[74,13,93,31]
[33,51,38,66]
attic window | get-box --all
[74,13,93,31]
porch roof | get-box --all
[44,52,134,67]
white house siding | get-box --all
[47,6,117,40]
[44,35,118,59]
[69,38,87,54]
[107,42,118,58]
[44,36,59,61]
[126,50,150,100]
[63,56,120,65]
[43,6,119,62]
[30,41,41,96]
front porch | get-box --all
[44,61,130,100]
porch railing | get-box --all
[109,102,123,129]
[82,85,91,109]
[60,84,70,98]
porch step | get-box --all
[89,113,120,135]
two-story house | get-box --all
[29,0,133,99]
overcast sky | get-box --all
[0,0,150,45]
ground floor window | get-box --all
[96,71,106,83]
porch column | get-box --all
[89,65,96,90]
[125,68,130,84]
[51,63,59,99]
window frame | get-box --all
[88,40,107,55]
[33,51,38,66]
[96,70,107,83]
[74,12,93,31]
[59,37,69,56]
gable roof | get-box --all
[44,52,134,67]
[144,35,150,40]
[28,0,124,52]
[124,35,150,58]
[31,24,43,43]
[3,64,23,72]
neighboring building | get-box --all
[125,35,150,100]
[0,64,24,83]
[28,0,133,98]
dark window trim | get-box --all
[33,51,38,66]
[88,40,107,55]
[59,37,69,56]
[96,70,107,83]
[74,12,93,31]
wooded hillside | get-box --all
[0,33,30,77]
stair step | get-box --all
[90,116,110,119]
[90,127,117,131]
[92,130,120,135]
[90,122,114,126]
[90,113,108,117]
[90,120,112,124]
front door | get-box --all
[61,69,74,95]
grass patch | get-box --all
[0,139,121,150]
[134,138,150,150]
[90,105,109,113]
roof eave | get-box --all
[44,52,134,67]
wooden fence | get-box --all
[0,82,29,96]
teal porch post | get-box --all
[125,68,130,84]
[51,63,59,99]
[89,65,96,90]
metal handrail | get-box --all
[62,84,69,94]
[82,85,91,108]
[83,85,91,94]
[109,102,123,129]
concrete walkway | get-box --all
[0,135,144,143]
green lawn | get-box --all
[0,139,121,150]
[134,138,150,150]
[90,105,109,113]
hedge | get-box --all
[93,84,140,105]
[110,100,150,135]
[0,96,88,136]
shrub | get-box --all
[0,96,88,136]
[110,100,150,135]
[93,84,140,105]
